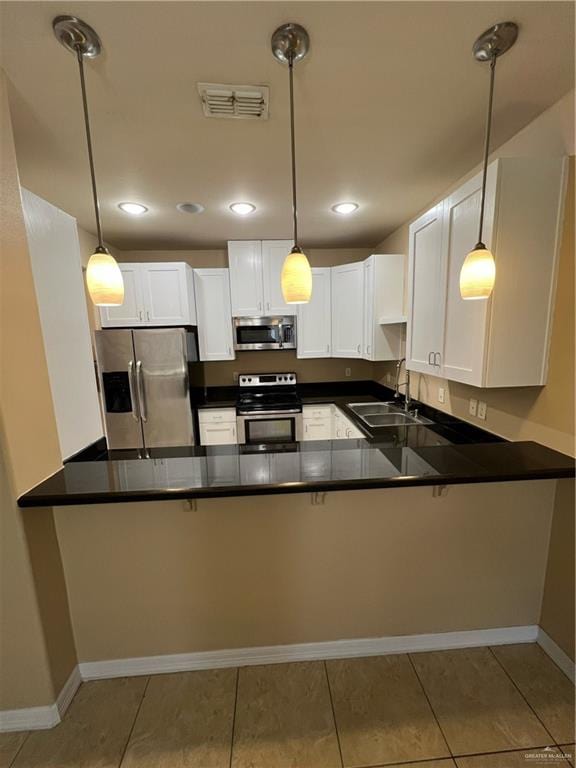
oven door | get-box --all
[233,317,296,351]
[237,410,303,444]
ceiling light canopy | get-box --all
[332,202,359,215]
[53,15,124,307]
[460,21,518,301]
[118,202,148,215]
[272,23,312,305]
[230,202,256,215]
[177,202,205,214]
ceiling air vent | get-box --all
[197,83,269,120]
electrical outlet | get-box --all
[438,387,445,404]
[469,398,478,416]
[345,367,351,377]
[233,372,239,383]
[477,400,487,420]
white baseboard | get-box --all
[0,665,82,733]
[537,627,576,682]
[6,623,569,733]
[79,624,539,680]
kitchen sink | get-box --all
[347,402,431,428]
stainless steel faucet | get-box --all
[395,358,412,412]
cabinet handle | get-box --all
[228,347,232,356]
[138,310,143,321]
[147,310,150,321]
[434,352,441,366]
[367,344,371,355]
[267,302,270,311]
[357,344,361,353]
[207,427,232,432]
[326,344,330,353]
[258,301,262,311]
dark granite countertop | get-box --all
[18,439,574,508]
[18,381,574,508]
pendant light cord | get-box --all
[288,54,299,248]
[477,55,496,248]
[76,46,104,249]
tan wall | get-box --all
[540,479,575,661]
[55,480,555,662]
[374,92,575,661]
[0,71,78,709]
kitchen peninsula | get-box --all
[18,383,574,507]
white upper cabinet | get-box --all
[331,262,364,358]
[261,239,294,314]
[193,268,235,361]
[406,204,445,375]
[407,157,567,387]
[228,239,294,316]
[141,263,196,326]
[100,262,196,328]
[297,267,331,358]
[99,264,145,327]
[363,254,405,361]
[228,241,264,316]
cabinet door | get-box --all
[297,267,331,358]
[200,422,237,445]
[141,263,195,326]
[363,257,375,359]
[99,264,144,327]
[228,241,264,316]
[331,262,364,358]
[441,166,496,386]
[193,269,235,361]
[406,205,445,374]
[262,239,294,314]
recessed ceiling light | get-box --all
[230,202,256,215]
[118,202,148,215]
[331,202,359,215]
[177,202,205,214]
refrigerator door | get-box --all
[95,330,144,449]
[133,329,195,447]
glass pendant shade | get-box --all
[459,246,496,300]
[281,246,313,304]
[86,247,124,306]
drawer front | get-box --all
[198,408,237,425]
[303,405,332,419]
[200,423,237,445]
[302,417,332,441]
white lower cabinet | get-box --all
[302,405,364,441]
[193,269,235,361]
[302,404,333,441]
[407,157,567,387]
[198,408,238,445]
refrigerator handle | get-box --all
[136,360,147,422]
[127,361,140,422]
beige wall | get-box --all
[375,92,575,661]
[540,479,575,661]
[55,480,555,662]
[0,71,78,709]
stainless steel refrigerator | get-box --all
[95,328,201,451]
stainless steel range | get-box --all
[236,373,303,444]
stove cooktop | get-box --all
[236,372,302,414]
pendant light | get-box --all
[53,16,124,307]
[460,22,518,301]
[272,23,313,304]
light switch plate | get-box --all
[438,387,445,404]
[469,398,478,416]
[345,367,351,377]
[477,400,487,420]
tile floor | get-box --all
[1,643,574,768]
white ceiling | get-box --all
[1,1,573,250]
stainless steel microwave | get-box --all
[233,316,296,351]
